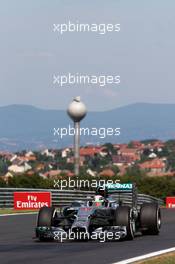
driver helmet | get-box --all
[93,195,104,206]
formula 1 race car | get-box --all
[35,183,161,242]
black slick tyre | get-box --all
[115,206,135,240]
[140,203,161,235]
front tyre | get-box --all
[36,206,56,241]
[115,206,135,240]
[37,206,56,227]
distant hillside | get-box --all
[0,103,175,151]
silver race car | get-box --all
[35,183,161,242]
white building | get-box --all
[8,163,32,174]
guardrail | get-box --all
[0,188,163,208]
[111,193,163,207]
[0,188,94,208]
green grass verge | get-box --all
[0,208,38,214]
[136,252,175,264]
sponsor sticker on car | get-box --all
[105,183,133,191]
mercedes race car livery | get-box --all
[35,183,161,242]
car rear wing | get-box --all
[97,183,136,193]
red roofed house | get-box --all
[79,147,101,157]
[130,141,145,150]
[112,155,134,167]
[139,158,166,175]
[113,144,128,150]
[67,156,85,166]
[145,140,165,151]
[43,170,74,179]
[150,140,165,149]
[118,147,141,161]
[99,169,115,177]
[44,170,61,178]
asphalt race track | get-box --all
[0,209,175,264]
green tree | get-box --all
[0,177,6,187]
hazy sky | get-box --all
[0,0,175,111]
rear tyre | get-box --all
[140,203,161,235]
[115,206,135,240]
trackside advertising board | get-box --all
[14,192,51,210]
[166,197,175,208]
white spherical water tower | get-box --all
[67,96,87,176]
